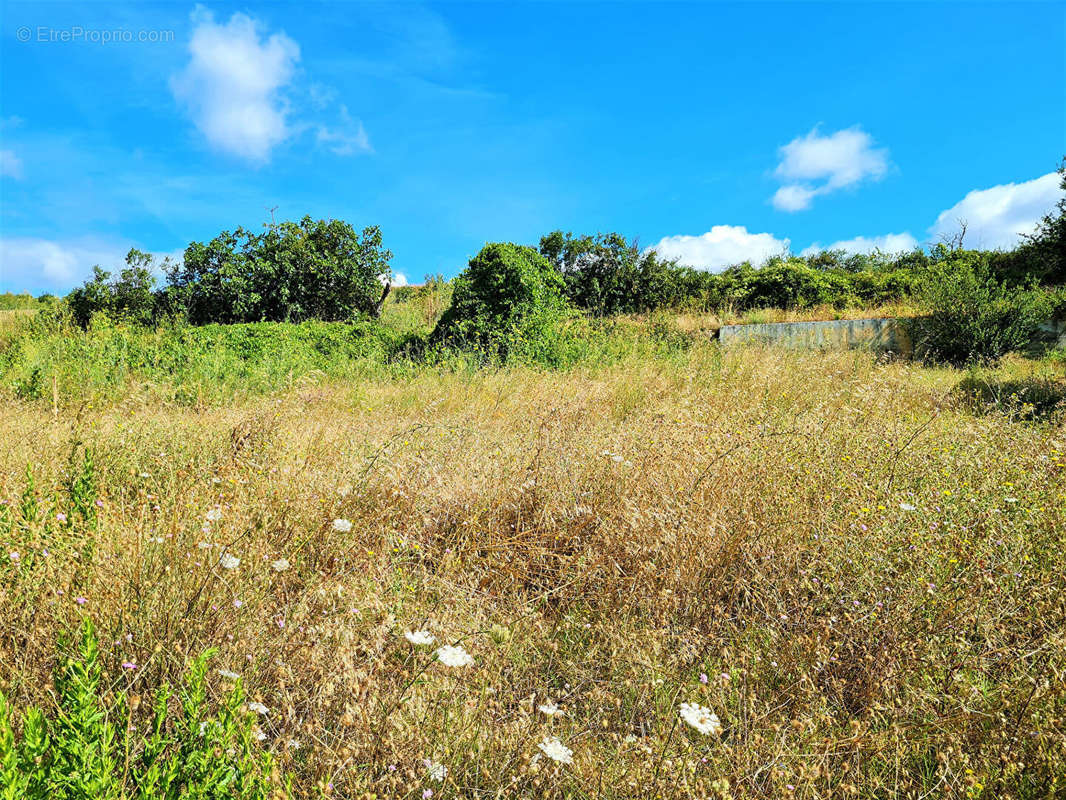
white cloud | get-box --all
[0,238,179,293]
[929,172,1063,250]
[171,7,300,163]
[771,184,818,212]
[391,272,408,287]
[0,149,23,180]
[800,232,918,257]
[315,106,372,156]
[648,225,790,272]
[772,126,889,212]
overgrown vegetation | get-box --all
[0,621,284,799]
[0,293,56,311]
[914,249,1054,365]
[1,342,1063,799]
[65,217,394,328]
[2,160,1064,799]
[431,242,569,360]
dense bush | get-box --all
[539,231,682,315]
[0,621,284,799]
[431,242,569,358]
[915,249,1053,365]
[66,250,166,328]
[0,293,54,311]
[538,229,930,314]
[169,216,393,325]
[63,217,395,328]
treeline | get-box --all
[0,293,57,311]
[56,161,1066,327]
[538,230,924,314]
[65,217,394,328]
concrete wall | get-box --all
[1038,317,1066,349]
[717,317,913,354]
[717,315,1066,354]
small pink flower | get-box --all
[122,662,137,670]
[699,673,708,684]
[75,596,87,605]
[423,791,433,799]
[55,512,67,523]
[95,499,104,508]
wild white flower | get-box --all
[148,536,164,544]
[332,518,352,533]
[623,734,638,744]
[205,507,222,522]
[538,701,564,717]
[679,702,722,736]
[537,735,573,765]
[247,701,268,715]
[253,727,266,741]
[899,502,917,512]
[287,739,301,750]
[337,483,352,497]
[217,669,241,680]
[404,630,436,646]
[1004,497,1018,504]
[271,558,290,572]
[8,551,19,562]
[436,644,474,667]
[218,553,240,570]
[423,759,447,781]
[197,541,213,549]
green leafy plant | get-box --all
[431,242,570,359]
[170,216,393,325]
[67,250,169,329]
[915,249,1053,366]
[0,621,285,800]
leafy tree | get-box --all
[1019,156,1066,285]
[432,242,568,356]
[66,249,164,327]
[169,216,393,324]
[539,230,698,314]
[540,231,639,314]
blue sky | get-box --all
[1,0,1063,293]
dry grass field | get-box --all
[1,338,1064,798]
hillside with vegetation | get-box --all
[0,166,1064,800]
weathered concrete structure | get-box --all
[1038,317,1066,349]
[717,317,914,354]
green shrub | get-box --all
[67,251,166,329]
[431,242,569,358]
[171,217,393,325]
[0,293,52,311]
[0,621,285,799]
[915,251,1053,366]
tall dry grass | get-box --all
[1,342,1064,798]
